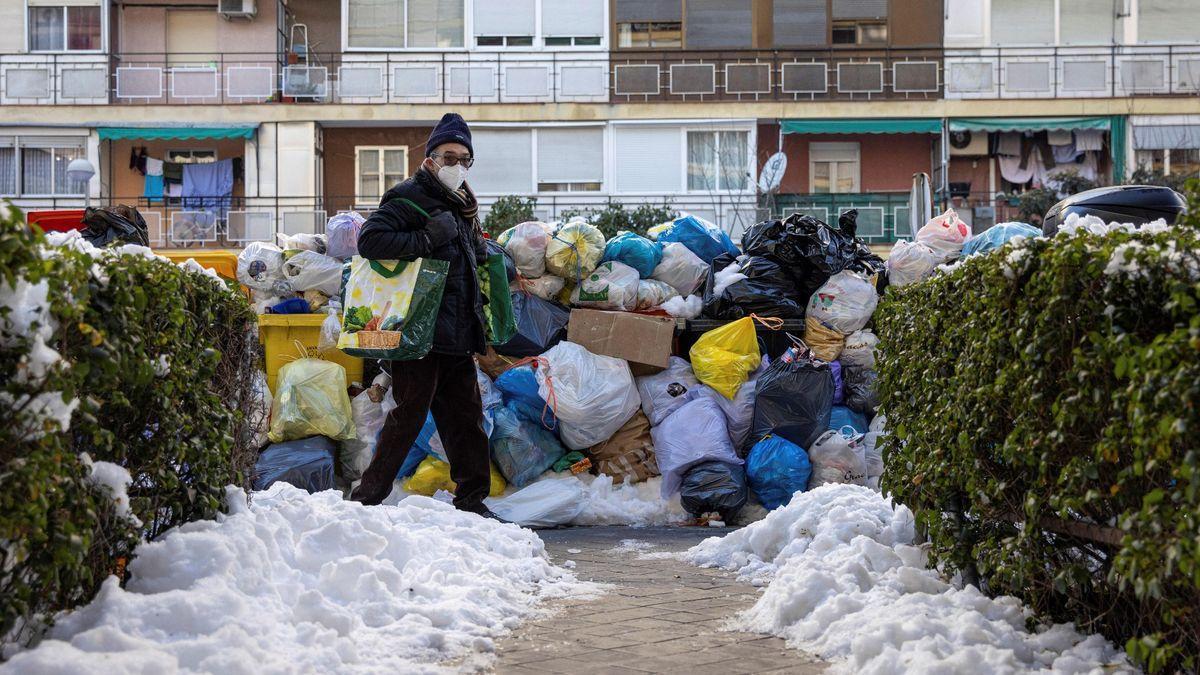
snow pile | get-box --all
[1056,212,1169,238]
[80,453,141,527]
[570,474,687,527]
[0,275,77,440]
[685,484,1131,674]
[6,484,595,673]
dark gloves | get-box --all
[425,211,459,249]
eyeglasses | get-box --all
[431,152,474,168]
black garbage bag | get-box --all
[751,353,834,450]
[679,460,748,520]
[486,238,518,283]
[81,205,150,248]
[254,436,336,493]
[702,254,806,320]
[495,291,570,357]
[844,366,879,418]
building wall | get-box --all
[758,123,932,194]
[116,0,279,55]
[322,126,432,213]
[0,2,27,53]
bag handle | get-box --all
[369,197,433,278]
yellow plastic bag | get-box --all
[545,221,605,281]
[268,357,356,443]
[804,316,845,362]
[689,317,761,400]
[403,456,507,497]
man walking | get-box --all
[350,113,504,521]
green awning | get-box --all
[98,126,257,141]
[948,117,1111,133]
[781,118,943,135]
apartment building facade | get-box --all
[1,0,1197,247]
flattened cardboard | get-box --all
[567,309,675,369]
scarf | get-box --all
[418,164,480,230]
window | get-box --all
[28,5,101,52]
[832,21,887,45]
[991,0,1054,46]
[473,0,535,47]
[537,128,603,192]
[356,147,408,204]
[809,142,860,193]
[476,36,534,47]
[541,0,604,47]
[167,149,217,164]
[0,137,86,196]
[1137,148,1200,177]
[617,22,682,48]
[544,36,602,46]
[346,0,463,49]
[687,131,749,192]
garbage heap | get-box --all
[245,208,1039,527]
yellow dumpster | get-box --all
[158,249,240,283]
[258,313,364,394]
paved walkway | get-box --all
[489,527,826,674]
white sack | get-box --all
[284,250,344,297]
[651,242,708,296]
[806,270,879,335]
[536,341,640,451]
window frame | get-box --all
[25,2,106,54]
[831,20,888,46]
[3,136,89,198]
[808,142,861,194]
[616,21,683,49]
[685,129,752,193]
[355,145,409,206]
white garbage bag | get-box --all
[248,370,272,451]
[325,212,365,260]
[237,242,290,295]
[651,242,708,296]
[863,413,886,481]
[635,279,678,311]
[841,329,879,370]
[570,261,641,311]
[807,270,879,335]
[317,312,341,353]
[636,356,700,426]
[808,428,868,489]
[485,477,585,528]
[516,274,565,301]
[277,232,326,253]
[341,389,386,481]
[284,250,344,297]
[915,208,972,262]
[660,294,703,319]
[536,341,640,451]
[651,394,741,498]
[885,240,939,287]
[501,221,551,278]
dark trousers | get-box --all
[350,352,491,512]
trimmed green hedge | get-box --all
[0,201,260,645]
[875,200,1200,671]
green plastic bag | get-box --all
[478,252,517,345]
[268,357,356,443]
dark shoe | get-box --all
[480,509,513,524]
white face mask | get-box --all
[436,162,468,190]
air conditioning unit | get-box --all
[219,0,256,19]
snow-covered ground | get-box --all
[685,484,1133,674]
[4,484,597,674]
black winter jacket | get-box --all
[357,169,489,356]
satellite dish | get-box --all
[757,152,788,194]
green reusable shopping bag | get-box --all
[338,198,449,360]
[478,252,517,345]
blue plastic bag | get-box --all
[657,215,740,264]
[746,435,812,510]
[601,232,663,278]
[254,436,336,493]
[490,404,567,487]
[829,405,869,436]
[495,365,558,432]
[961,222,1040,257]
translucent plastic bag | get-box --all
[808,429,868,489]
[660,294,703,319]
[679,461,748,519]
[495,365,558,432]
[546,221,605,281]
[253,436,336,493]
[601,232,663,278]
[403,455,506,497]
[804,316,845,362]
[863,413,886,480]
[807,270,878,335]
[268,358,355,443]
[248,370,272,451]
[635,279,678,311]
[500,221,551,278]
[916,208,972,262]
[536,342,641,451]
[486,476,586,528]
[237,242,290,296]
[277,232,326,253]
[746,435,812,510]
[689,317,761,400]
[651,242,708,296]
[325,211,365,260]
[961,221,1040,258]
[885,240,939,287]
[841,329,879,370]
[651,394,741,498]
[284,250,345,296]
[636,356,700,426]
[657,214,739,264]
[490,404,568,487]
[829,404,869,435]
[517,275,565,301]
[340,388,386,481]
[317,312,341,353]
[570,261,641,311]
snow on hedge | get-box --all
[5,484,595,673]
[685,484,1132,674]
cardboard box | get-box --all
[567,309,676,370]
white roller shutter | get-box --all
[538,128,603,183]
[473,0,535,36]
[469,129,532,194]
[614,126,681,193]
[542,0,605,37]
[992,0,1054,46]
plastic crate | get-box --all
[258,313,363,394]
